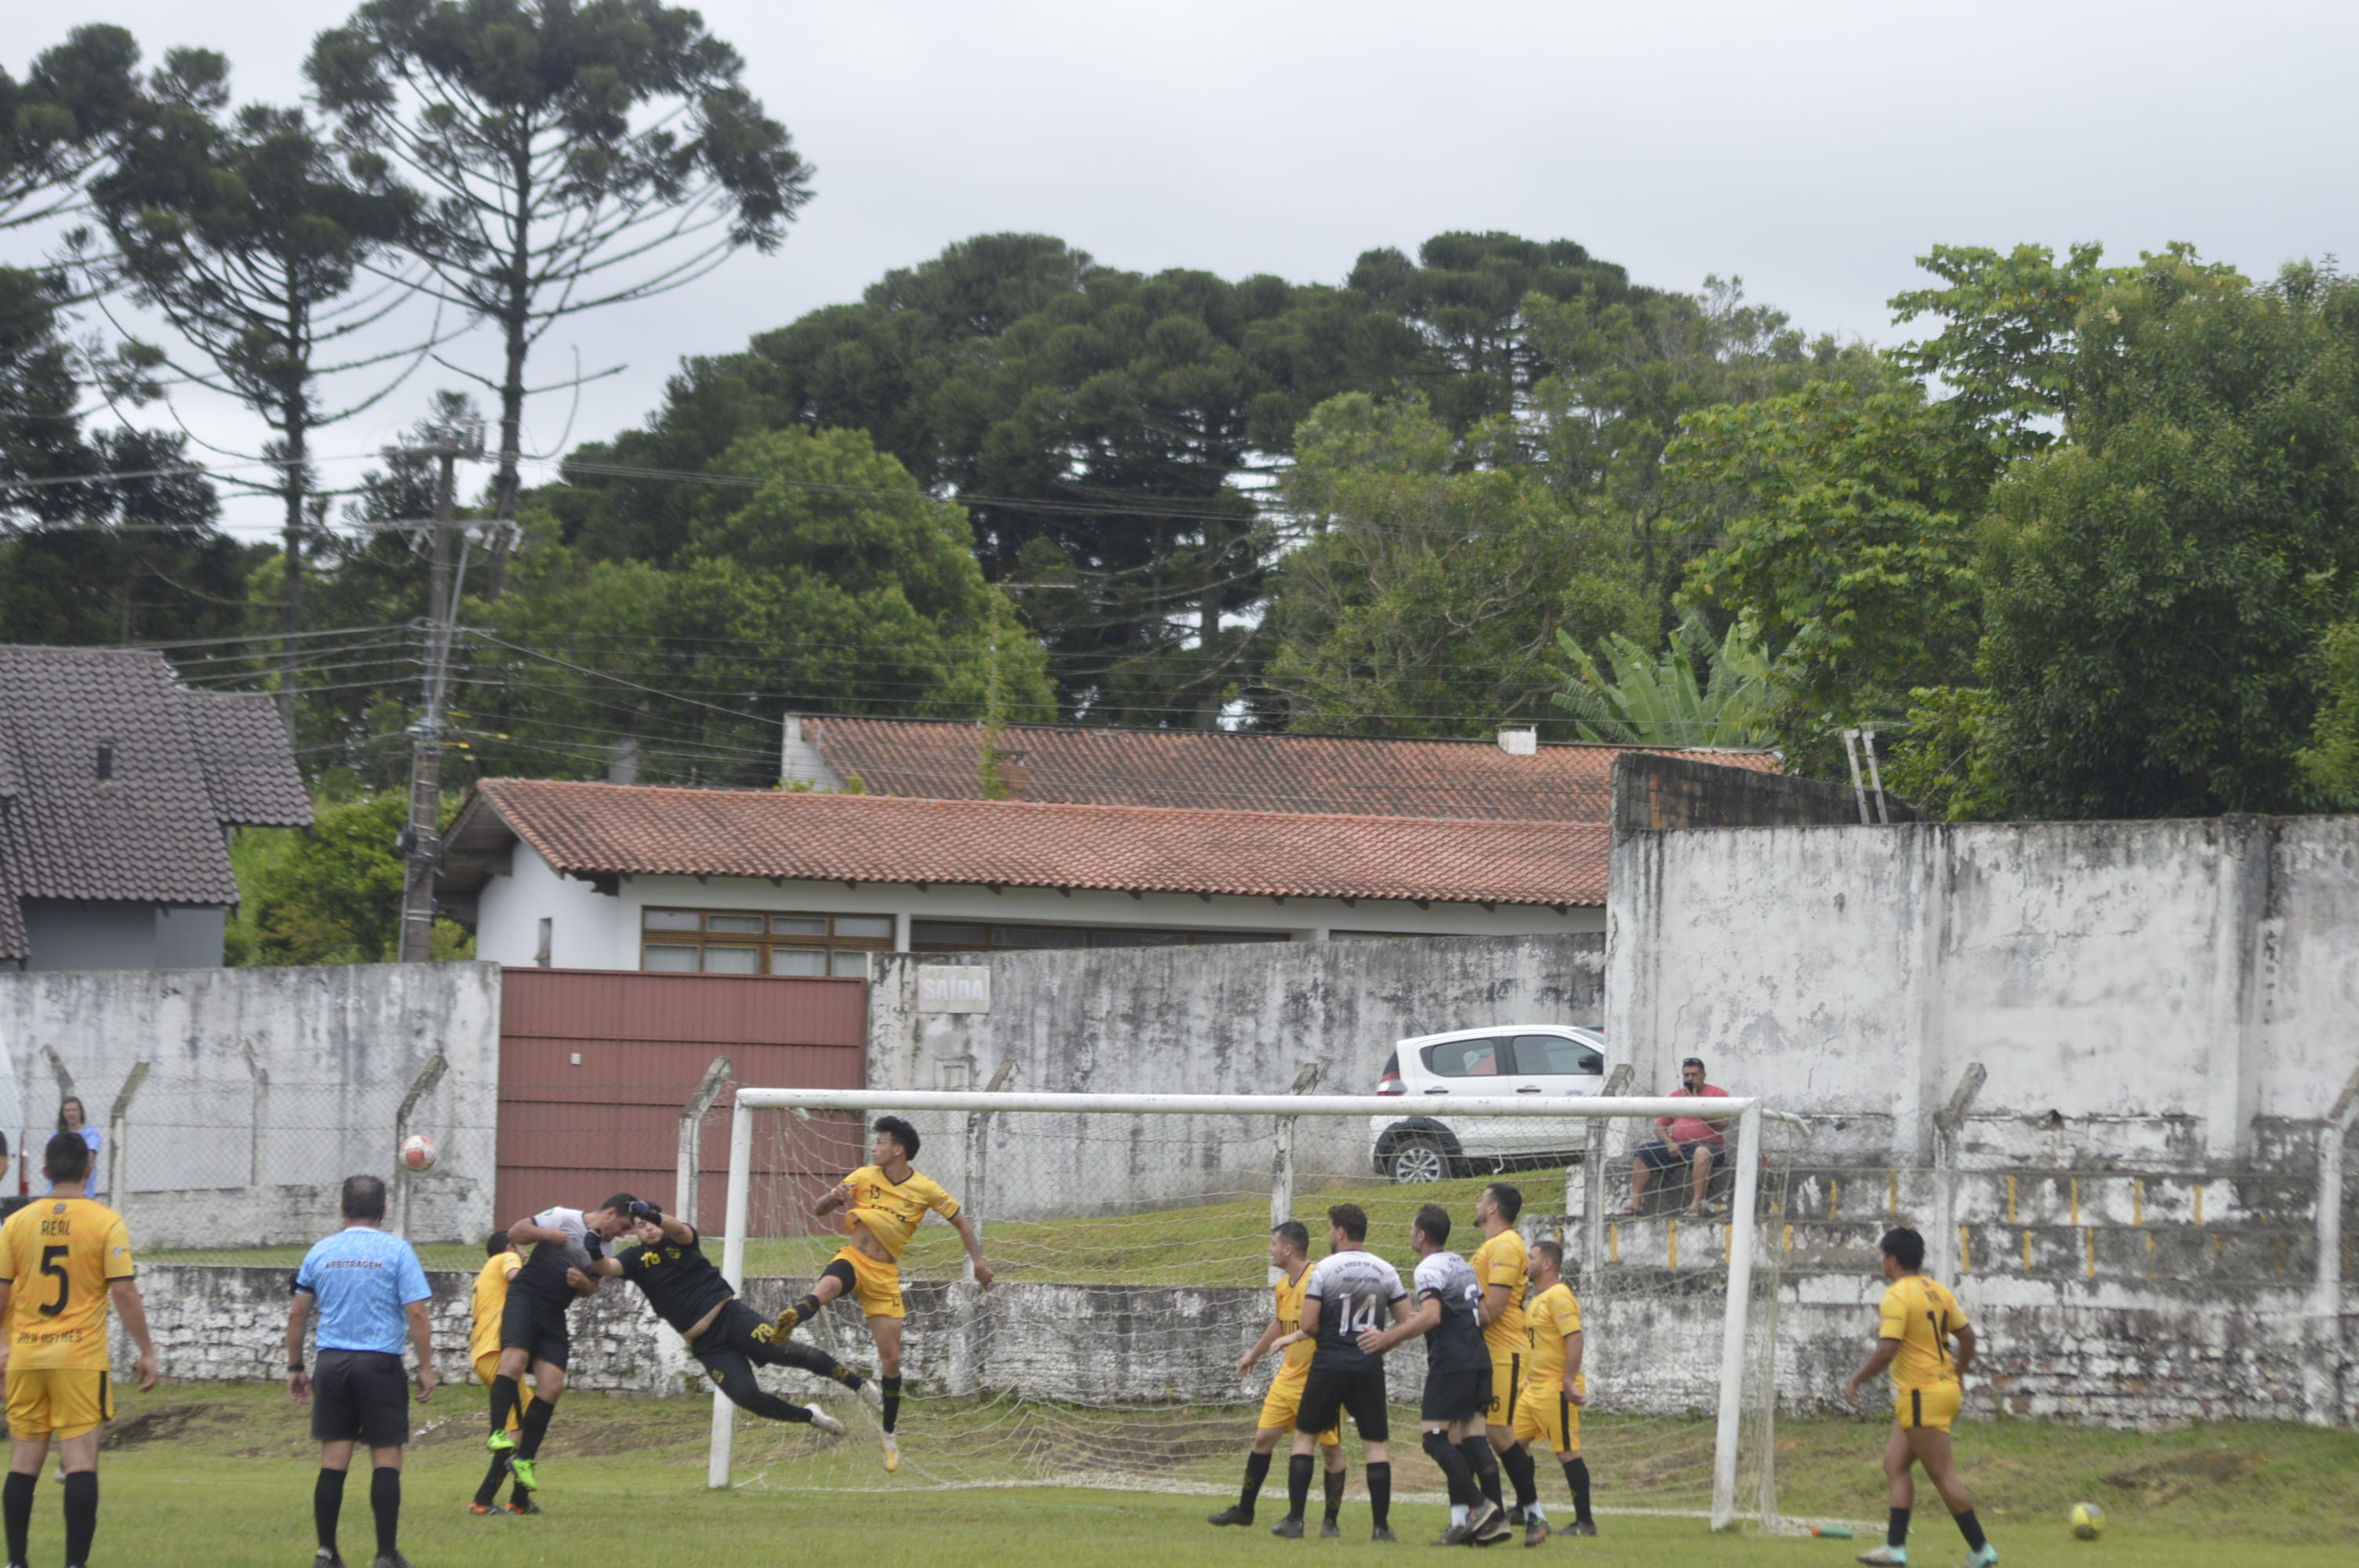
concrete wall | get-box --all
[867,935,1605,1217]
[1607,814,2359,1163]
[1611,751,1917,831]
[0,961,501,1247]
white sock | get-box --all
[1528,1504,1547,1523]
[1451,1505,1469,1526]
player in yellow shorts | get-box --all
[0,1131,159,1568]
[1207,1221,1346,1533]
[1844,1227,1997,1568]
[1468,1183,1543,1524]
[769,1116,992,1471]
[1509,1240,1594,1544]
[468,1232,541,1515]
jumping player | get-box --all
[467,1232,536,1515]
[1277,1203,1409,1542]
[1511,1239,1594,1544]
[485,1194,636,1495]
[1468,1182,1541,1524]
[1844,1226,1997,1568]
[592,1200,874,1434]
[1206,1220,1346,1534]
[768,1117,992,1472]
[1353,1203,1504,1547]
[0,1131,158,1568]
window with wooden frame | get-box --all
[638,908,894,976]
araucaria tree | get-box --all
[306,0,813,593]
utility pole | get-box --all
[397,420,483,962]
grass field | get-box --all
[43,1381,2359,1568]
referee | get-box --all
[285,1175,436,1568]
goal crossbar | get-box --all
[711,1089,1767,1530]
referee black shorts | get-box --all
[1296,1361,1390,1445]
[311,1349,409,1447]
[1420,1367,1488,1425]
[499,1287,572,1371]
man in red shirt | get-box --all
[1617,1058,1730,1218]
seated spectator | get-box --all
[1617,1057,1730,1219]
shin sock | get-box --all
[488,1374,520,1434]
[369,1468,400,1560]
[1500,1443,1539,1511]
[62,1471,96,1567]
[1563,1455,1593,1524]
[1888,1506,1912,1548]
[1238,1450,1271,1513]
[312,1467,347,1554]
[1954,1509,1987,1552]
[1285,1453,1314,1522]
[516,1398,555,1461]
[785,1293,821,1330]
[1423,1430,1476,1508]
[4,1469,35,1565]
[1365,1460,1391,1531]
[1322,1463,1346,1523]
[880,1375,903,1434]
[1459,1438,1503,1512]
[472,1452,511,1508]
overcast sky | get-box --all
[23,0,2359,533]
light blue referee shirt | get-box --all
[294,1225,432,1354]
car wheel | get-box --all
[1387,1134,1448,1184]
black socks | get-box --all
[1285,1452,1314,1521]
[787,1293,822,1329]
[369,1468,400,1560]
[3,1469,35,1564]
[474,1450,511,1508]
[1423,1430,1476,1507]
[881,1375,903,1434]
[1500,1443,1539,1510]
[1238,1450,1272,1513]
[517,1398,555,1460]
[61,1471,96,1567]
[488,1373,520,1434]
[1322,1462,1345,1523]
[1459,1437,1503,1512]
[1365,1460,1391,1531]
[1562,1455,1593,1524]
[1954,1508,1987,1552]
[1889,1506,1912,1548]
[313,1466,347,1554]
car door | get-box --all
[1507,1030,1607,1158]
[1419,1034,1515,1158]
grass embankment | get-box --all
[51,1382,2359,1568]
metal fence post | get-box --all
[964,1059,1017,1282]
[240,1039,269,1191]
[1931,1064,1986,1283]
[1270,1065,1321,1285]
[2314,1064,2359,1318]
[1583,1064,1633,1298]
[393,1053,448,1240]
[104,1062,148,1208]
[675,1056,732,1229]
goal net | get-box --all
[707,1088,1786,1530]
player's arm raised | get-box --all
[109,1277,160,1392]
[947,1209,994,1289]
[507,1214,569,1247]
[1561,1327,1586,1406]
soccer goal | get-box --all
[707,1086,1784,1531]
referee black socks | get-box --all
[61,1471,96,1568]
[4,1468,35,1563]
[1365,1460,1391,1531]
[1237,1450,1271,1513]
[489,1374,521,1433]
[517,1399,555,1460]
[312,1467,347,1555]
[369,1468,400,1561]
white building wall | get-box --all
[474,840,628,971]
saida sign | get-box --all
[916,965,990,1014]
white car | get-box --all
[1369,1025,1608,1183]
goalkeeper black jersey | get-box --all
[615,1225,735,1334]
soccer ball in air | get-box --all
[2069,1502,2106,1541]
[399,1134,438,1173]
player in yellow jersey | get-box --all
[769,1116,992,1471]
[1844,1227,1997,1568]
[0,1131,158,1568]
[467,1232,540,1515]
[1206,1221,1346,1533]
[1467,1182,1540,1525]
[1510,1240,1594,1544]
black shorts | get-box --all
[1296,1362,1389,1444]
[499,1287,571,1370]
[1420,1367,1488,1425]
[1638,1139,1718,1172]
[311,1349,409,1447]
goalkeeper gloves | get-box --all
[630,1200,663,1222]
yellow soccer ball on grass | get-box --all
[2070,1501,2106,1541]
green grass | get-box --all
[50,1382,2359,1567]
[146,1174,1514,1281]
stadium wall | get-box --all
[866,935,1606,1217]
[0,960,500,1249]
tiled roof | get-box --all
[0,645,311,959]
[801,716,1776,821]
[451,779,1609,909]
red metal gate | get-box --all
[496,967,866,1227]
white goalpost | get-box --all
[707,1087,1777,1531]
